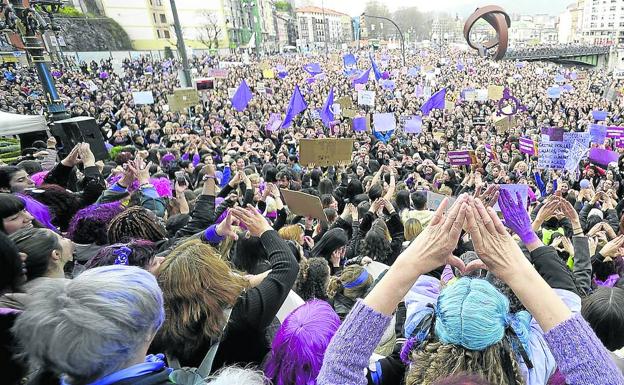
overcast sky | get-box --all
[297,0,571,17]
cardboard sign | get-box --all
[132,91,154,105]
[426,191,457,212]
[207,68,228,78]
[357,90,375,106]
[488,85,504,100]
[538,140,568,169]
[262,69,275,79]
[299,138,354,167]
[337,96,354,110]
[589,148,619,166]
[280,189,329,223]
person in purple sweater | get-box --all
[318,194,624,385]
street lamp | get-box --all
[361,12,405,66]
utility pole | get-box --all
[169,0,192,88]
[362,13,405,66]
[321,0,328,57]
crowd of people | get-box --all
[1,44,624,385]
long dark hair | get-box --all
[0,193,25,234]
[0,166,20,191]
[9,227,60,281]
[0,231,24,294]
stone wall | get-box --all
[56,17,133,51]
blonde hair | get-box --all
[278,224,304,244]
[154,239,247,362]
[406,340,524,385]
[404,218,423,242]
[327,265,373,299]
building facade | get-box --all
[558,0,585,44]
[508,14,558,46]
[581,0,624,44]
[295,6,351,50]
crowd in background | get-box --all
[0,46,624,385]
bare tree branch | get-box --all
[196,10,222,49]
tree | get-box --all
[274,1,292,13]
[196,11,222,49]
[392,7,432,42]
[364,1,391,40]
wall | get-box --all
[56,17,133,51]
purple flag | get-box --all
[456,62,465,71]
[320,87,335,128]
[592,110,608,121]
[420,88,447,116]
[352,117,367,132]
[448,150,473,166]
[303,63,322,76]
[589,148,620,166]
[281,85,307,129]
[265,113,282,132]
[231,79,253,112]
[352,69,370,86]
[415,84,424,97]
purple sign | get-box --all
[589,148,620,166]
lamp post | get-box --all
[2,0,69,121]
[361,12,405,66]
[169,0,192,88]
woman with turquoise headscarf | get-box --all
[317,194,623,385]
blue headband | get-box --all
[343,270,370,289]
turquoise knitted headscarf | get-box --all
[435,278,532,354]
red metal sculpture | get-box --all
[464,5,511,61]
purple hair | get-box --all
[30,171,48,187]
[107,175,172,198]
[67,202,125,245]
[17,194,56,231]
[264,300,341,385]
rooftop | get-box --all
[294,6,349,17]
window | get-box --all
[156,30,161,38]
[153,13,157,23]
[163,30,170,38]
[160,14,167,23]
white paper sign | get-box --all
[357,90,376,106]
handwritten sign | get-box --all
[207,68,228,78]
[299,138,354,167]
[538,140,568,169]
[357,90,376,106]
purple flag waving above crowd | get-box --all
[352,69,370,86]
[231,80,253,112]
[370,53,382,81]
[303,63,322,76]
[281,85,307,129]
[320,87,335,128]
[420,88,447,116]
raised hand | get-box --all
[216,210,239,240]
[464,197,531,281]
[399,194,469,275]
[231,204,272,237]
[61,143,82,167]
[498,189,538,244]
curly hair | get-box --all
[327,264,373,299]
[107,206,167,244]
[67,202,125,245]
[406,340,524,385]
[295,257,330,301]
[26,184,82,232]
[84,240,158,270]
[360,220,392,263]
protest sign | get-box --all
[488,85,504,100]
[464,90,477,102]
[592,110,608,121]
[589,148,619,166]
[402,115,423,134]
[542,127,564,141]
[357,90,375,106]
[262,69,275,79]
[590,124,607,143]
[227,88,237,99]
[299,138,354,167]
[276,291,304,323]
[606,126,624,138]
[167,88,200,112]
[280,189,328,223]
[426,191,457,212]
[475,88,488,102]
[207,68,228,78]
[494,184,529,211]
[256,82,266,94]
[447,150,475,166]
[132,91,154,105]
[547,87,561,99]
[373,113,396,132]
[538,140,567,169]
[337,96,353,110]
[352,116,368,132]
[343,109,357,118]
[563,132,591,148]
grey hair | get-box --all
[12,266,164,385]
[207,366,267,385]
